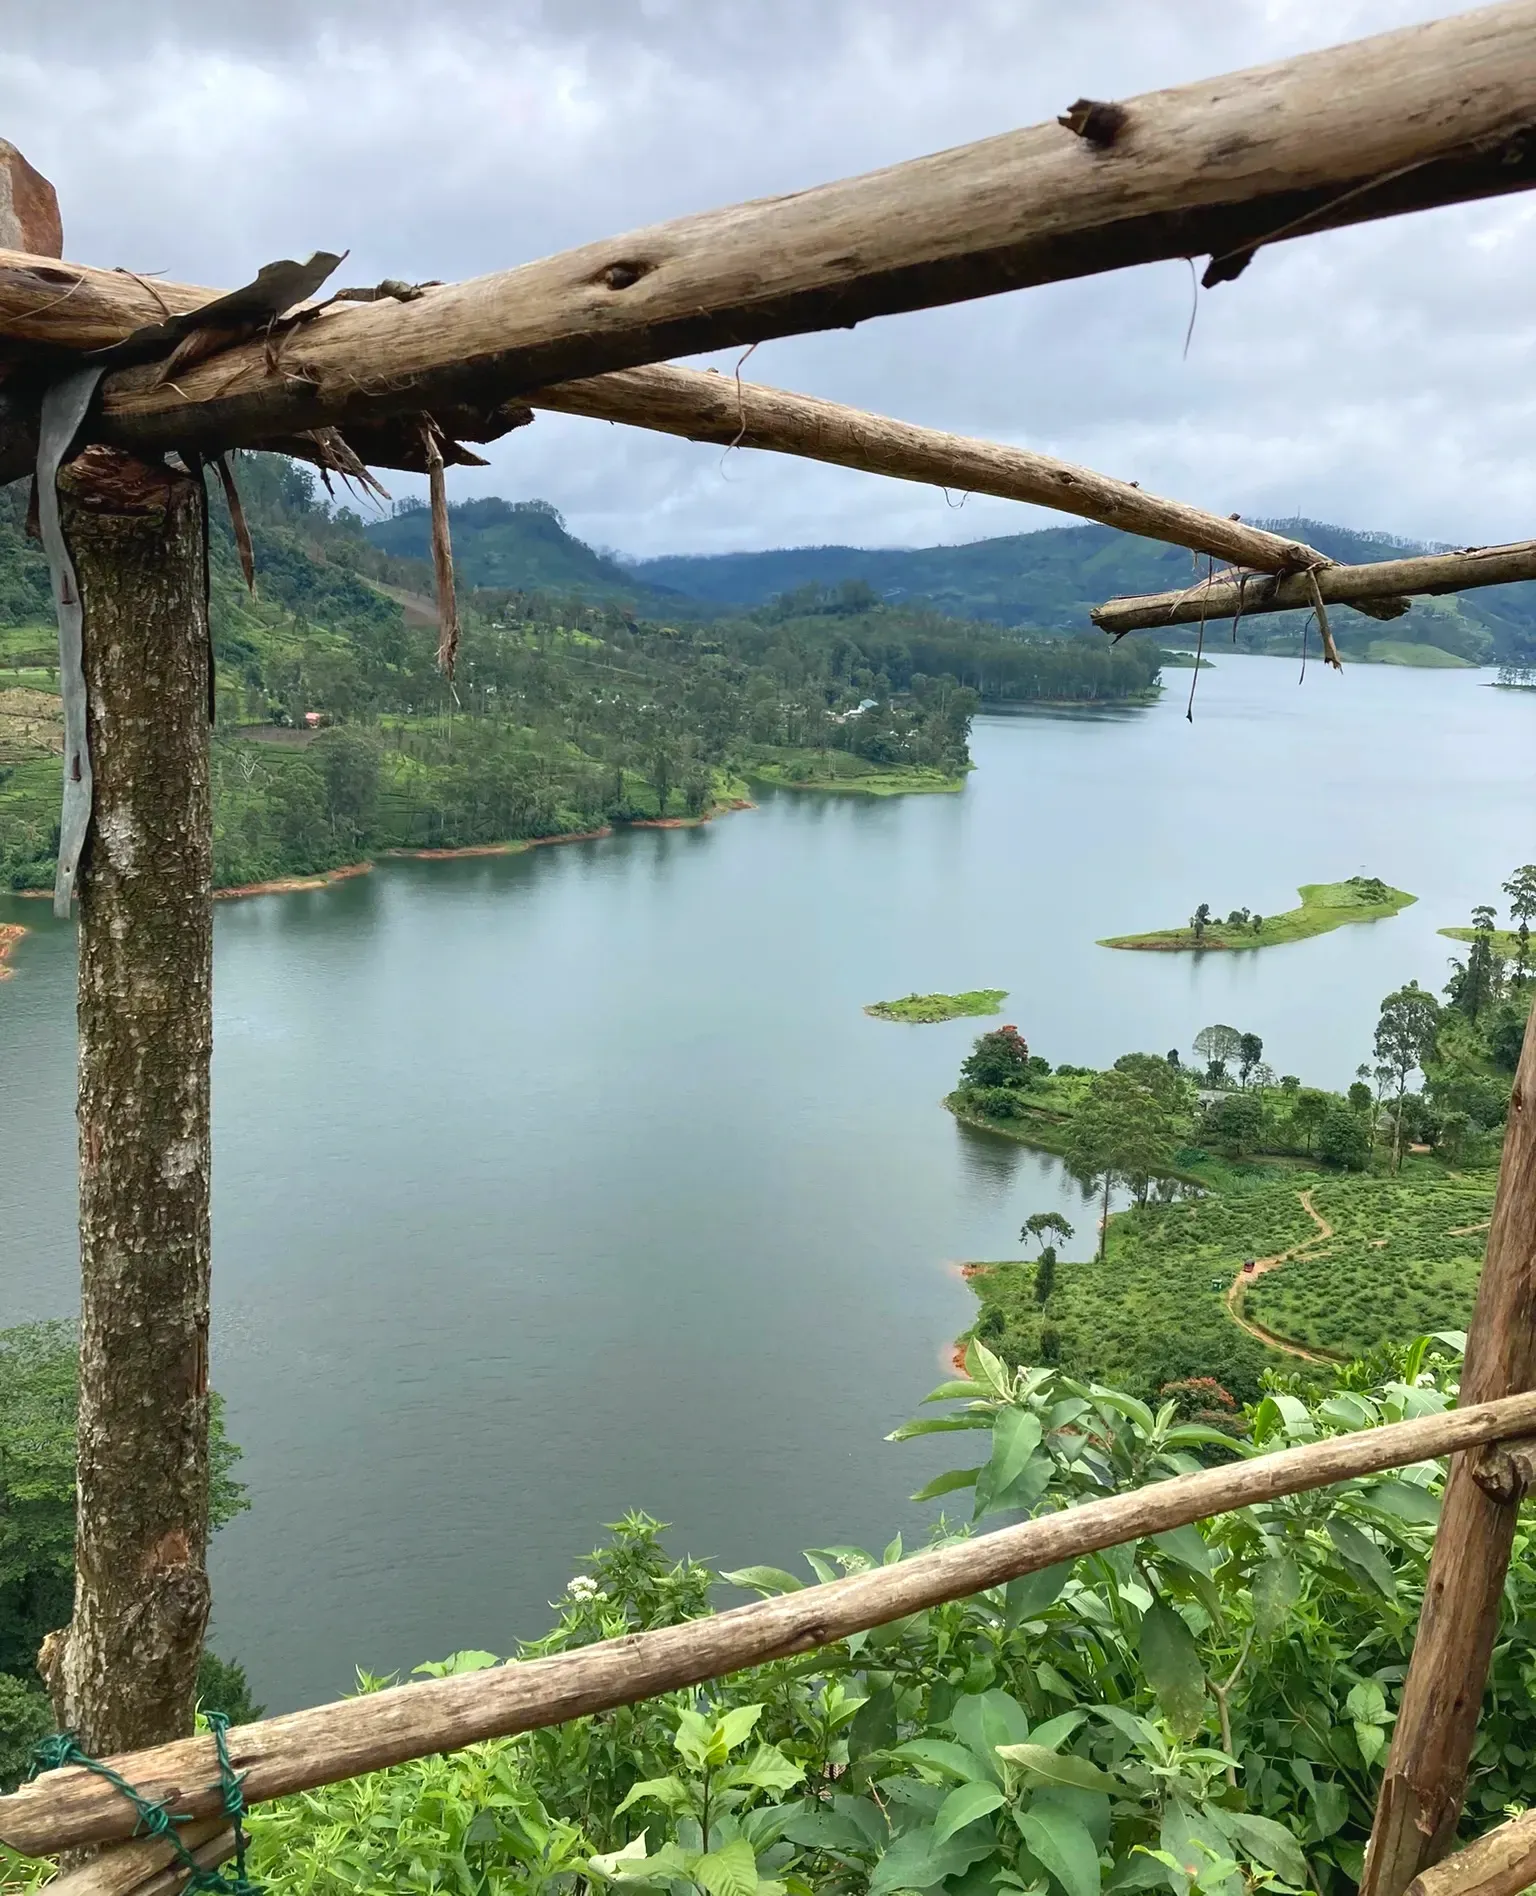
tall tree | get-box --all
[1020,1210,1074,1254]
[1192,1023,1242,1087]
[1063,1069,1180,1260]
[1237,1032,1264,1088]
[1449,905,1503,1023]
[1373,981,1442,1171]
[1504,864,1536,981]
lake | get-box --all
[2,655,1532,1713]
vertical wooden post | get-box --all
[1361,1001,1536,1896]
[38,447,214,1754]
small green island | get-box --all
[1100,876,1416,952]
[864,988,1007,1023]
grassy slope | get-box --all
[743,752,965,794]
[1100,878,1416,952]
[1367,640,1475,668]
[865,989,1006,1023]
[970,1175,1315,1401]
[1439,925,1525,955]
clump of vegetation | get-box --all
[1439,865,1536,981]
[1101,877,1416,953]
[865,989,1007,1023]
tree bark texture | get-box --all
[9,1387,1536,1857]
[1361,1001,1536,1896]
[3,3,1536,473]
[40,447,213,1757]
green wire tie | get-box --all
[30,1713,259,1896]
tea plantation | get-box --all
[1242,1168,1493,1358]
[971,1162,1496,1398]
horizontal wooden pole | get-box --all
[1405,1811,1536,1896]
[1091,540,1536,633]
[0,261,1326,575]
[5,1390,1536,1860]
[533,364,1325,574]
[2,3,1535,466]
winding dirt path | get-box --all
[1224,1189,1338,1363]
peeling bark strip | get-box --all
[0,141,62,257]
[1361,1003,1536,1896]
[42,448,213,1757]
[9,1389,1536,1858]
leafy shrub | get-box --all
[1318,1104,1371,1171]
[140,1337,1536,1896]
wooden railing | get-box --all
[4,1389,1536,1894]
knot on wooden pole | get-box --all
[1057,99,1128,147]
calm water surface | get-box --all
[2,656,1532,1711]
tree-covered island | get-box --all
[1100,875,1415,952]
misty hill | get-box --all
[366,496,689,610]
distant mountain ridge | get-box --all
[364,502,1536,664]
[625,519,1434,625]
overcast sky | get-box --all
[4,0,1533,559]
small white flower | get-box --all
[567,1575,600,1600]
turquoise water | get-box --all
[2,656,1531,1711]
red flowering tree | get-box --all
[959,1024,1033,1089]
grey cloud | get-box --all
[2,1,1529,557]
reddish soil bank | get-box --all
[213,862,373,901]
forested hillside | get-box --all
[1,461,1158,893]
[360,491,1536,666]
[629,517,1536,665]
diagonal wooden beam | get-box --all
[530,363,1326,574]
[1090,540,1536,635]
[2,2,1535,468]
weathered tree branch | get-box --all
[2,3,1535,467]
[1361,1003,1536,1896]
[531,364,1327,573]
[8,1389,1536,1858]
[1091,541,1536,635]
